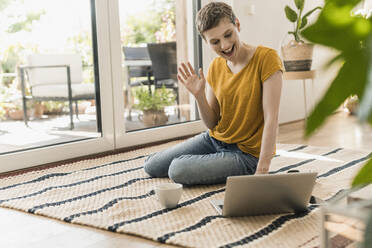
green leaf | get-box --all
[324,4,354,27]
[324,53,344,69]
[362,212,372,248]
[300,17,308,29]
[352,158,372,187]
[7,23,25,33]
[285,6,298,22]
[294,0,304,11]
[302,13,363,52]
[305,59,367,136]
[302,7,322,20]
[328,0,362,7]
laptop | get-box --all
[210,172,318,217]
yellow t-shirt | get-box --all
[207,46,283,158]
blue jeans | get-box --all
[143,132,258,185]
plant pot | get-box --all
[7,109,24,120]
[281,40,314,71]
[33,103,45,118]
[73,101,91,115]
[139,109,168,127]
[7,109,34,120]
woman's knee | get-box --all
[143,162,156,177]
[168,157,193,184]
[143,155,168,178]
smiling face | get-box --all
[203,18,242,62]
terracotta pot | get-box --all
[8,109,23,120]
[33,103,44,118]
[281,41,314,71]
[7,108,35,120]
[139,109,168,127]
[73,101,91,114]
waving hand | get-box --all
[177,62,206,98]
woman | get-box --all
[144,2,283,185]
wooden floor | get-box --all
[277,111,372,151]
[0,111,371,248]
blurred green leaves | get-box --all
[352,158,372,186]
[122,0,175,46]
[7,10,45,33]
[0,0,11,11]
[304,59,367,135]
[302,2,372,246]
[301,0,371,136]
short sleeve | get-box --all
[260,49,284,82]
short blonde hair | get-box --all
[196,2,236,39]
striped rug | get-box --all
[0,141,370,248]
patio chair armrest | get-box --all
[18,64,72,86]
[18,64,73,100]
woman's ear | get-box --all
[235,18,241,32]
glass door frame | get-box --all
[109,0,206,149]
[0,0,116,173]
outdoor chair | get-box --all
[146,42,179,109]
[122,46,153,119]
[18,54,96,130]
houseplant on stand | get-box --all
[282,0,321,71]
[134,85,176,127]
[302,0,372,246]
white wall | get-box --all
[201,0,340,124]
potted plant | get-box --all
[302,0,372,246]
[42,101,66,115]
[32,101,45,118]
[282,0,321,71]
[6,101,24,120]
[0,80,28,120]
[133,85,176,127]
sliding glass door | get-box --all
[110,0,205,148]
[0,0,204,173]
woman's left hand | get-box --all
[255,168,269,174]
[255,160,270,174]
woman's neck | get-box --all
[228,43,255,67]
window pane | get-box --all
[0,0,101,154]
[119,0,200,132]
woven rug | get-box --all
[0,141,370,248]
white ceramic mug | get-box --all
[154,183,183,208]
